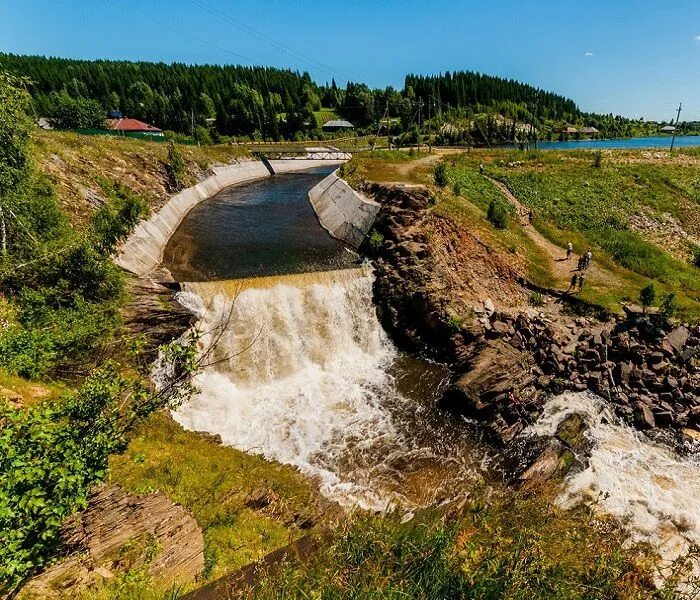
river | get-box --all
[162,167,487,509]
[161,167,700,563]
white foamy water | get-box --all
[532,392,700,564]
[171,267,481,509]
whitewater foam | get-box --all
[172,267,481,509]
[532,392,700,564]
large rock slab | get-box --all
[23,485,204,598]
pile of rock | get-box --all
[487,309,700,433]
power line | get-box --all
[188,0,354,83]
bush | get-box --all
[529,291,545,307]
[165,141,187,190]
[367,229,384,250]
[692,244,700,268]
[434,163,448,187]
[592,150,604,168]
[487,199,509,229]
[640,283,656,312]
[660,293,678,320]
[453,181,462,196]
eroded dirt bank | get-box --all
[361,182,700,453]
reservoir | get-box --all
[509,135,700,151]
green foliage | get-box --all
[692,244,700,268]
[0,337,198,593]
[0,70,33,198]
[92,179,148,254]
[639,283,656,311]
[452,181,462,196]
[434,163,448,187]
[165,141,187,191]
[487,198,509,229]
[367,229,384,250]
[593,149,604,168]
[660,293,678,320]
[48,89,105,129]
[250,493,666,599]
[529,291,545,307]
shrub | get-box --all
[692,244,700,268]
[165,141,187,190]
[529,291,545,307]
[434,163,448,187]
[639,283,656,313]
[487,199,509,229]
[660,293,678,320]
[592,150,604,168]
[367,229,384,250]
[453,181,462,196]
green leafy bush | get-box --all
[434,163,448,187]
[0,341,198,594]
[640,283,656,312]
[165,141,187,190]
[487,199,509,229]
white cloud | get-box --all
[694,35,700,41]
[584,51,594,56]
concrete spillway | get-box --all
[308,172,380,248]
[116,159,347,277]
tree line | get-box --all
[0,53,648,144]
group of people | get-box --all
[565,242,593,293]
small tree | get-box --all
[165,141,187,190]
[592,150,604,169]
[434,163,448,187]
[487,199,508,230]
[659,293,678,321]
[639,283,656,313]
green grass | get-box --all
[444,150,700,318]
[247,491,686,599]
[108,412,327,582]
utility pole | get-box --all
[386,100,391,150]
[670,102,682,152]
[418,98,423,151]
[428,99,433,153]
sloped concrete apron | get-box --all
[308,171,380,248]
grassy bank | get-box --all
[108,413,331,582]
[249,491,689,599]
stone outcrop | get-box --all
[308,172,380,248]
[23,485,204,598]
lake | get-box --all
[509,135,700,151]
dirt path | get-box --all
[486,177,615,293]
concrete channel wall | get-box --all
[308,172,380,248]
[116,159,345,276]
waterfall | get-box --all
[171,266,481,510]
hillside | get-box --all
[1,53,646,145]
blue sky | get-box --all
[2,0,700,120]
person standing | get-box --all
[479,163,484,175]
[584,249,593,269]
[567,273,578,293]
[578,273,586,291]
[577,255,585,271]
[566,241,573,260]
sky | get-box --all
[2,0,700,121]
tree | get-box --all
[639,284,656,313]
[48,90,105,129]
[487,200,509,230]
[0,71,32,199]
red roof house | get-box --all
[108,118,163,136]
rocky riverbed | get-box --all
[361,181,700,457]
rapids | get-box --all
[172,266,485,510]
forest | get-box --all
[0,53,659,144]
